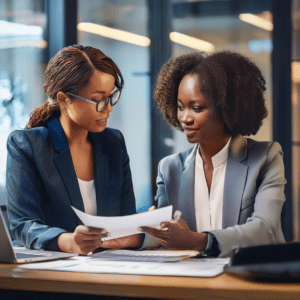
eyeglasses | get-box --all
[66,88,121,112]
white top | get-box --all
[194,138,231,232]
[77,178,97,216]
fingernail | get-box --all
[137,227,143,231]
[101,229,107,234]
[161,223,165,227]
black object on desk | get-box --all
[224,242,300,282]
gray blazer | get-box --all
[154,134,286,257]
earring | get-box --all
[64,106,68,116]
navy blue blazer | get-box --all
[6,117,136,251]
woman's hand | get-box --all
[148,205,156,211]
[138,218,208,251]
[100,233,144,249]
[57,225,109,255]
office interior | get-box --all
[0,0,297,243]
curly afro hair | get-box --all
[153,51,268,136]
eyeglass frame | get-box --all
[65,88,121,112]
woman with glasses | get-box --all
[138,51,286,257]
[6,45,143,254]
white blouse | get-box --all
[77,178,97,216]
[194,138,231,232]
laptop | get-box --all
[0,208,77,263]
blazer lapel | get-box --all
[53,150,84,212]
[222,135,248,228]
[89,132,109,216]
[178,146,197,232]
[47,117,84,213]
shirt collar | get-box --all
[196,137,232,168]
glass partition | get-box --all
[77,0,152,211]
[170,0,273,154]
[292,0,300,240]
[0,0,47,205]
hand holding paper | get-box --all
[138,212,208,251]
[71,205,173,240]
[57,225,109,255]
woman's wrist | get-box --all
[191,232,208,251]
[57,232,74,253]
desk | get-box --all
[0,263,300,300]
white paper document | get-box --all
[100,249,199,257]
[89,249,200,262]
[20,255,230,277]
[72,205,173,240]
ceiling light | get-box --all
[78,22,151,47]
[292,62,300,83]
[239,13,273,31]
[169,32,214,52]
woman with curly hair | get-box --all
[6,45,143,254]
[139,51,286,257]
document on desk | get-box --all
[20,250,230,277]
[89,249,200,262]
[72,205,173,240]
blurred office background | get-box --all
[0,0,297,241]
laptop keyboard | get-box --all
[15,252,51,259]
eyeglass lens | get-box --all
[97,90,121,112]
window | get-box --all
[170,0,273,153]
[0,0,47,205]
[292,0,300,240]
[77,0,152,211]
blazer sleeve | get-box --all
[116,130,137,216]
[208,142,286,257]
[154,160,170,208]
[138,160,165,249]
[6,131,66,251]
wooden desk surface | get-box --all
[0,263,299,300]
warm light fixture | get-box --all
[0,38,47,49]
[169,32,214,52]
[292,62,300,83]
[239,13,273,31]
[77,22,151,47]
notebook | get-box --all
[0,208,77,263]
